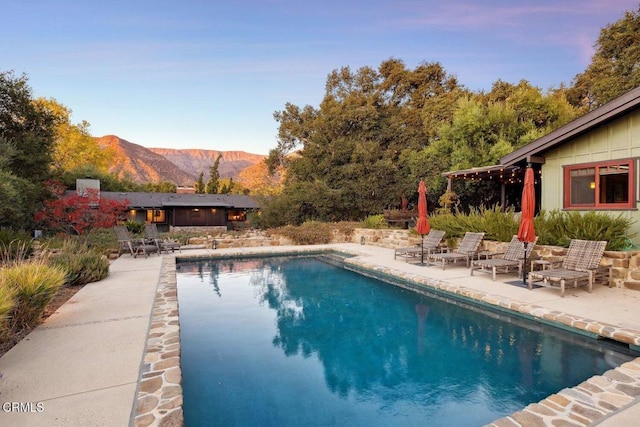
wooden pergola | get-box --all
[442,164,524,207]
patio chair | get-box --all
[114,225,159,258]
[144,223,181,253]
[394,229,446,262]
[428,232,485,270]
[470,235,538,280]
[527,239,607,297]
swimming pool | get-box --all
[177,255,634,426]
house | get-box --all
[75,179,260,232]
[444,86,640,242]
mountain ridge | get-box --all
[96,135,266,185]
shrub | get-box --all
[85,227,119,255]
[125,220,145,235]
[331,221,359,237]
[0,231,34,263]
[362,215,387,229]
[1,260,66,331]
[430,208,634,250]
[429,205,518,241]
[50,240,109,287]
[0,284,15,335]
[535,210,634,250]
[272,221,332,245]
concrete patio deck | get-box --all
[1,243,639,426]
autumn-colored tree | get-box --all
[35,181,130,236]
[34,98,116,174]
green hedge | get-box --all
[427,208,635,251]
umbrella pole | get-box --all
[421,235,424,264]
[522,242,528,286]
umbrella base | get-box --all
[504,280,542,289]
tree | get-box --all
[265,59,463,224]
[426,81,578,207]
[568,7,640,109]
[34,98,115,174]
[206,154,222,194]
[34,181,130,236]
[0,71,58,229]
[0,71,57,183]
[195,172,205,194]
[140,181,177,193]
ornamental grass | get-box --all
[1,260,66,332]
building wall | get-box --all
[540,108,640,242]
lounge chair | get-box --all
[394,229,446,262]
[527,239,607,297]
[428,232,485,270]
[144,223,181,253]
[470,235,538,280]
[114,225,159,258]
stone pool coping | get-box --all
[132,246,640,426]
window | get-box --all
[146,209,166,223]
[564,159,635,209]
[227,210,247,221]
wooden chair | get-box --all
[114,225,159,258]
[527,239,607,297]
[394,230,446,262]
[470,235,538,280]
[144,224,181,253]
[428,232,485,270]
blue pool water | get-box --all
[177,256,634,426]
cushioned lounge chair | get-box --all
[114,225,159,258]
[527,239,607,297]
[428,232,485,270]
[470,235,538,280]
[145,223,181,253]
[394,229,446,262]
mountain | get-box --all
[96,135,266,185]
[148,148,266,180]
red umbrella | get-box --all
[517,166,536,284]
[416,180,431,263]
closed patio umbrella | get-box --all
[517,166,536,285]
[416,180,431,264]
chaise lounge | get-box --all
[145,223,181,253]
[114,225,160,258]
[428,232,485,270]
[470,235,538,281]
[527,239,608,297]
[394,229,446,262]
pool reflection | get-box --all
[178,256,635,426]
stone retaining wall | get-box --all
[182,228,640,290]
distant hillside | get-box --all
[148,148,266,179]
[97,135,197,185]
[96,135,266,185]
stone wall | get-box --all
[179,227,640,290]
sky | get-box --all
[2,1,638,155]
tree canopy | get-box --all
[0,71,58,229]
[266,59,465,224]
[568,6,640,109]
[264,61,580,225]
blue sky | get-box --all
[2,1,637,155]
